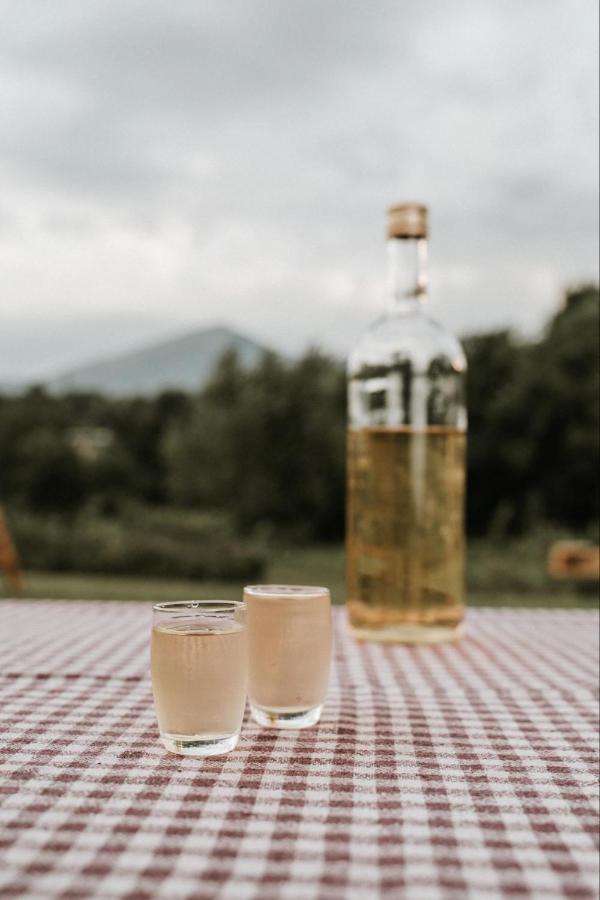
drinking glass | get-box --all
[151,600,247,756]
[244,585,331,728]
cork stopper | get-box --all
[387,203,428,239]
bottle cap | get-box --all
[387,203,428,239]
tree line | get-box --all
[0,285,597,546]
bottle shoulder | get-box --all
[348,309,466,376]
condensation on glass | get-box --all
[346,203,467,643]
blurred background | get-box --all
[0,0,598,605]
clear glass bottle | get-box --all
[346,203,467,643]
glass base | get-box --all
[250,703,323,729]
[160,731,239,757]
[348,620,465,644]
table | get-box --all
[0,602,598,900]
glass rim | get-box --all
[243,584,330,599]
[152,600,245,613]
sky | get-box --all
[0,0,598,381]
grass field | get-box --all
[2,542,597,608]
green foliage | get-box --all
[8,507,265,581]
[464,284,599,534]
[0,387,192,513]
[164,349,346,540]
[3,541,593,609]
[15,429,87,513]
[466,525,597,596]
[0,286,598,578]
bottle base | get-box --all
[250,703,323,729]
[160,731,239,757]
[348,620,465,644]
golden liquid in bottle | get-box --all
[346,426,466,643]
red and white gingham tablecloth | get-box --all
[0,601,598,899]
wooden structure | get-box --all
[0,506,23,596]
[548,540,600,581]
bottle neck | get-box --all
[385,236,428,312]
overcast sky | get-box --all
[1,0,598,380]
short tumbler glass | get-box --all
[151,600,247,756]
[244,585,332,728]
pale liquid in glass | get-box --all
[151,622,247,739]
[347,426,466,642]
[246,588,331,726]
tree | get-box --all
[463,285,599,534]
[164,349,346,539]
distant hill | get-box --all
[49,326,268,396]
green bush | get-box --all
[163,349,346,540]
[9,507,265,581]
[467,526,599,595]
[0,285,597,543]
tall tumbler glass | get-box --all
[244,585,332,729]
[151,600,247,756]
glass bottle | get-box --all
[346,203,467,643]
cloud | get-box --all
[0,0,597,378]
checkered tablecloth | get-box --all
[0,602,598,900]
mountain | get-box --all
[49,326,268,396]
